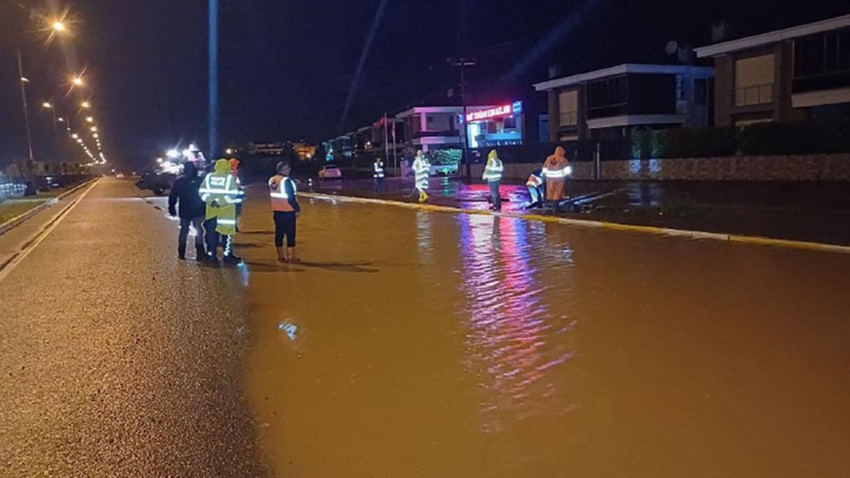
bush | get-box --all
[737,122,819,155]
[661,127,737,158]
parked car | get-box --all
[136,171,176,196]
[318,164,342,180]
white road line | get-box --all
[0,178,101,284]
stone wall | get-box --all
[478,154,850,182]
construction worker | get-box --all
[525,167,545,208]
[411,150,430,203]
[229,158,245,230]
[199,158,243,263]
[542,146,571,209]
[482,149,504,211]
[269,160,301,263]
[373,156,386,194]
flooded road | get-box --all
[236,194,850,478]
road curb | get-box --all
[0,178,98,237]
[299,191,850,255]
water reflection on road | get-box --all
[239,196,850,478]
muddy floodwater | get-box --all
[237,196,850,478]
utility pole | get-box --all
[17,50,34,160]
[383,113,390,171]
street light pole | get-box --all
[17,50,34,160]
[208,0,219,159]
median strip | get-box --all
[0,178,99,237]
[299,191,850,255]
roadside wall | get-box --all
[480,154,850,182]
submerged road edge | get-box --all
[0,178,102,283]
[299,191,850,255]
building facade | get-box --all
[695,14,850,127]
[533,64,715,142]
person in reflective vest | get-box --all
[269,160,301,264]
[542,146,571,208]
[525,167,545,208]
[482,149,504,211]
[411,150,430,203]
[199,158,243,263]
[373,156,386,194]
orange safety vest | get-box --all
[269,174,295,212]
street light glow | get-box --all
[52,21,66,32]
[91,126,98,132]
[86,116,94,123]
[42,102,53,108]
[73,77,84,86]
[81,101,91,109]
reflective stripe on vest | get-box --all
[269,175,295,211]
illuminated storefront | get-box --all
[465,101,525,148]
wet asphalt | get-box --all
[0,178,269,477]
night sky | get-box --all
[1,0,848,169]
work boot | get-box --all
[224,253,242,264]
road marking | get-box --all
[0,178,101,284]
[300,191,850,255]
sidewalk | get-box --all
[305,177,850,246]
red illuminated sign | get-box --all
[466,104,514,122]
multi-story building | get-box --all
[533,64,714,142]
[695,14,850,126]
[396,106,466,152]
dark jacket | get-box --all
[168,165,206,218]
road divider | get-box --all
[0,178,99,237]
[299,191,850,255]
[0,178,101,283]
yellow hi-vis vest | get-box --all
[199,173,242,235]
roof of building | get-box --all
[696,13,850,58]
[533,64,715,91]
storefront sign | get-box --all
[466,101,522,122]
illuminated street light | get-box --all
[225,148,234,155]
[81,101,91,109]
[20,77,29,83]
[52,21,66,32]
[42,102,53,109]
[86,116,94,123]
[73,77,84,86]
[90,126,97,132]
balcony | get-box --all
[734,84,773,107]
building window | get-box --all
[734,54,774,106]
[694,79,708,105]
[793,29,850,93]
[587,76,628,118]
[558,89,578,127]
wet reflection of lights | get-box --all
[278,321,298,340]
[237,261,250,286]
[415,210,433,261]
[458,214,575,432]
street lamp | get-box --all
[81,101,91,109]
[73,77,84,86]
[90,126,97,132]
[43,102,53,109]
[52,21,67,32]
[86,116,94,123]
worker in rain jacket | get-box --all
[482,149,504,211]
[200,158,243,263]
[411,150,430,203]
[525,167,545,208]
[168,161,207,261]
[373,156,386,194]
[229,158,245,230]
[542,146,571,208]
